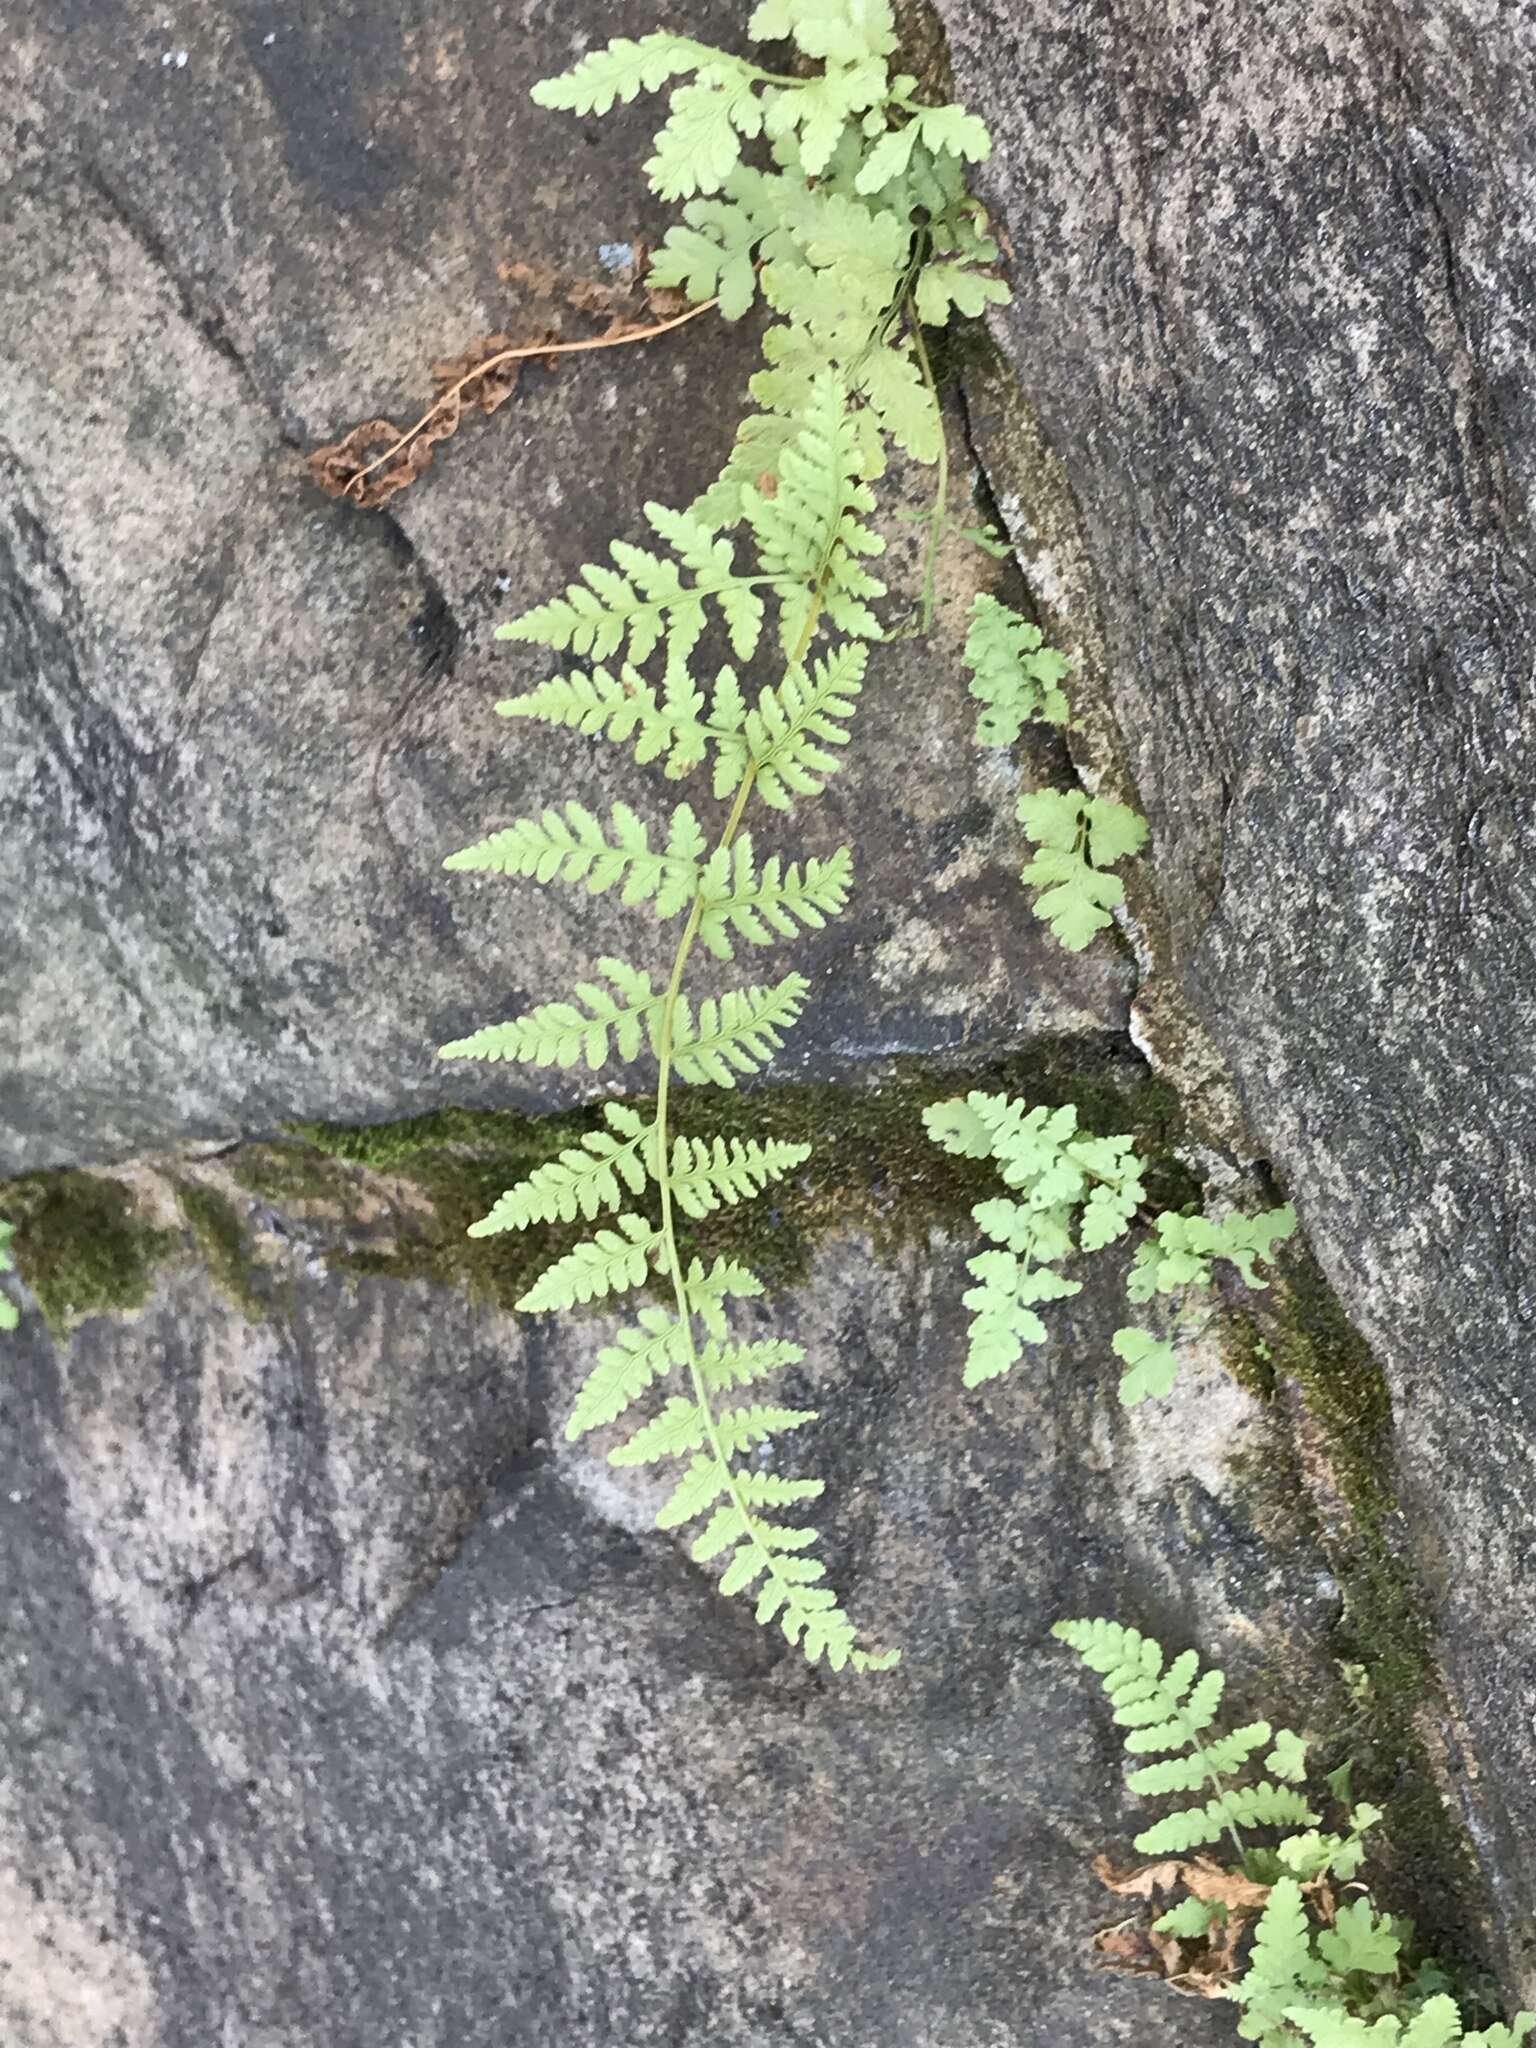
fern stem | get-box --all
[647,574,839,1643]
[907,308,948,638]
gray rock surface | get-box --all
[0,1151,1319,2048]
[0,0,1124,1177]
[935,0,1536,1996]
[5,0,1533,2041]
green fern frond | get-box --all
[1234,1878,1331,2041]
[741,379,887,649]
[1016,788,1149,950]
[1112,1326,1180,1407]
[1127,1203,1298,1302]
[445,800,708,917]
[530,33,707,117]
[958,1250,1081,1385]
[516,1213,665,1314]
[470,1103,653,1234]
[668,1134,812,1218]
[646,71,766,201]
[1126,1723,1271,1794]
[699,1336,806,1389]
[714,642,868,808]
[439,959,661,1071]
[962,594,1072,747]
[498,503,766,670]
[697,841,854,955]
[670,974,809,1086]
[496,665,717,781]
[749,0,897,63]
[565,1307,691,1440]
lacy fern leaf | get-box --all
[0,1219,18,1331]
[517,1213,665,1313]
[668,1134,811,1218]
[471,1102,653,1234]
[962,594,1071,746]
[696,841,853,957]
[439,959,661,1071]
[446,800,708,918]
[1053,1618,1316,1859]
[1016,787,1149,950]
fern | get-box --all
[1016,787,1149,951]
[925,1091,1146,1385]
[443,0,1029,1666]
[1058,1618,1536,2048]
[962,594,1071,747]
[1127,1204,1298,1302]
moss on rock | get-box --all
[4,1170,178,1332]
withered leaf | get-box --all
[1091,1920,1170,1977]
[1092,1855,1185,1899]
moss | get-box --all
[4,1171,178,1333]
[1229,1246,1491,1987]
[174,1180,270,1323]
[229,1141,358,1209]
[283,1037,1198,1310]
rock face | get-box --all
[2,1126,1321,2048]
[935,0,1536,1997]
[4,0,1533,2043]
[0,0,1124,1177]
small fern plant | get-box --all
[1055,1620,1534,2048]
[961,593,1149,948]
[923,1089,1295,1399]
[439,2,1038,1671]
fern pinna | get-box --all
[438,4,1020,1670]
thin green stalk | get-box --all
[907,310,948,637]
[647,577,835,1640]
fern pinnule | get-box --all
[667,1133,811,1217]
[696,841,853,955]
[470,1102,653,1235]
[439,959,661,1070]
[516,1213,665,1314]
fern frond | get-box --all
[446,800,707,917]
[1017,788,1148,950]
[516,1213,664,1314]
[1112,1326,1180,1407]
[1127,1203,1298,1302]
[958,1250,1081,1386]
[1234,1878,1331,2041]
[471,1102,653,1234]
[1135,1783,1315,1855]
[740,378,887,649]
[498,504,765,670]
[645,71,766,201]
[668,1134,812,1218]
[496,665,716,781]
[439,958,660,1071]
[565,1306,691,1439]
[531,33,706,117]
[714,642,868,808]
[682,1255,767,1335]
[670,973,809,1085]
[749,0,898,63]
[962,594,1071,747]
[698,1336,806,1390]
[697,841,854,955]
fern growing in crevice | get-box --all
[0,1218,19,1331]
[924,1087,1294,1400]
[1055,1619,1534,2048]
[443,0,1042,1668]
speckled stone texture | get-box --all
[0,0,1125,1177]
[934,0,1536,1998]
[4,0,1533,2041]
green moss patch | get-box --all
[283,1036,1196,1310]
[4,1171,178,1333]
[174,1179,270,1323]
[1230,1248,1490,1991]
